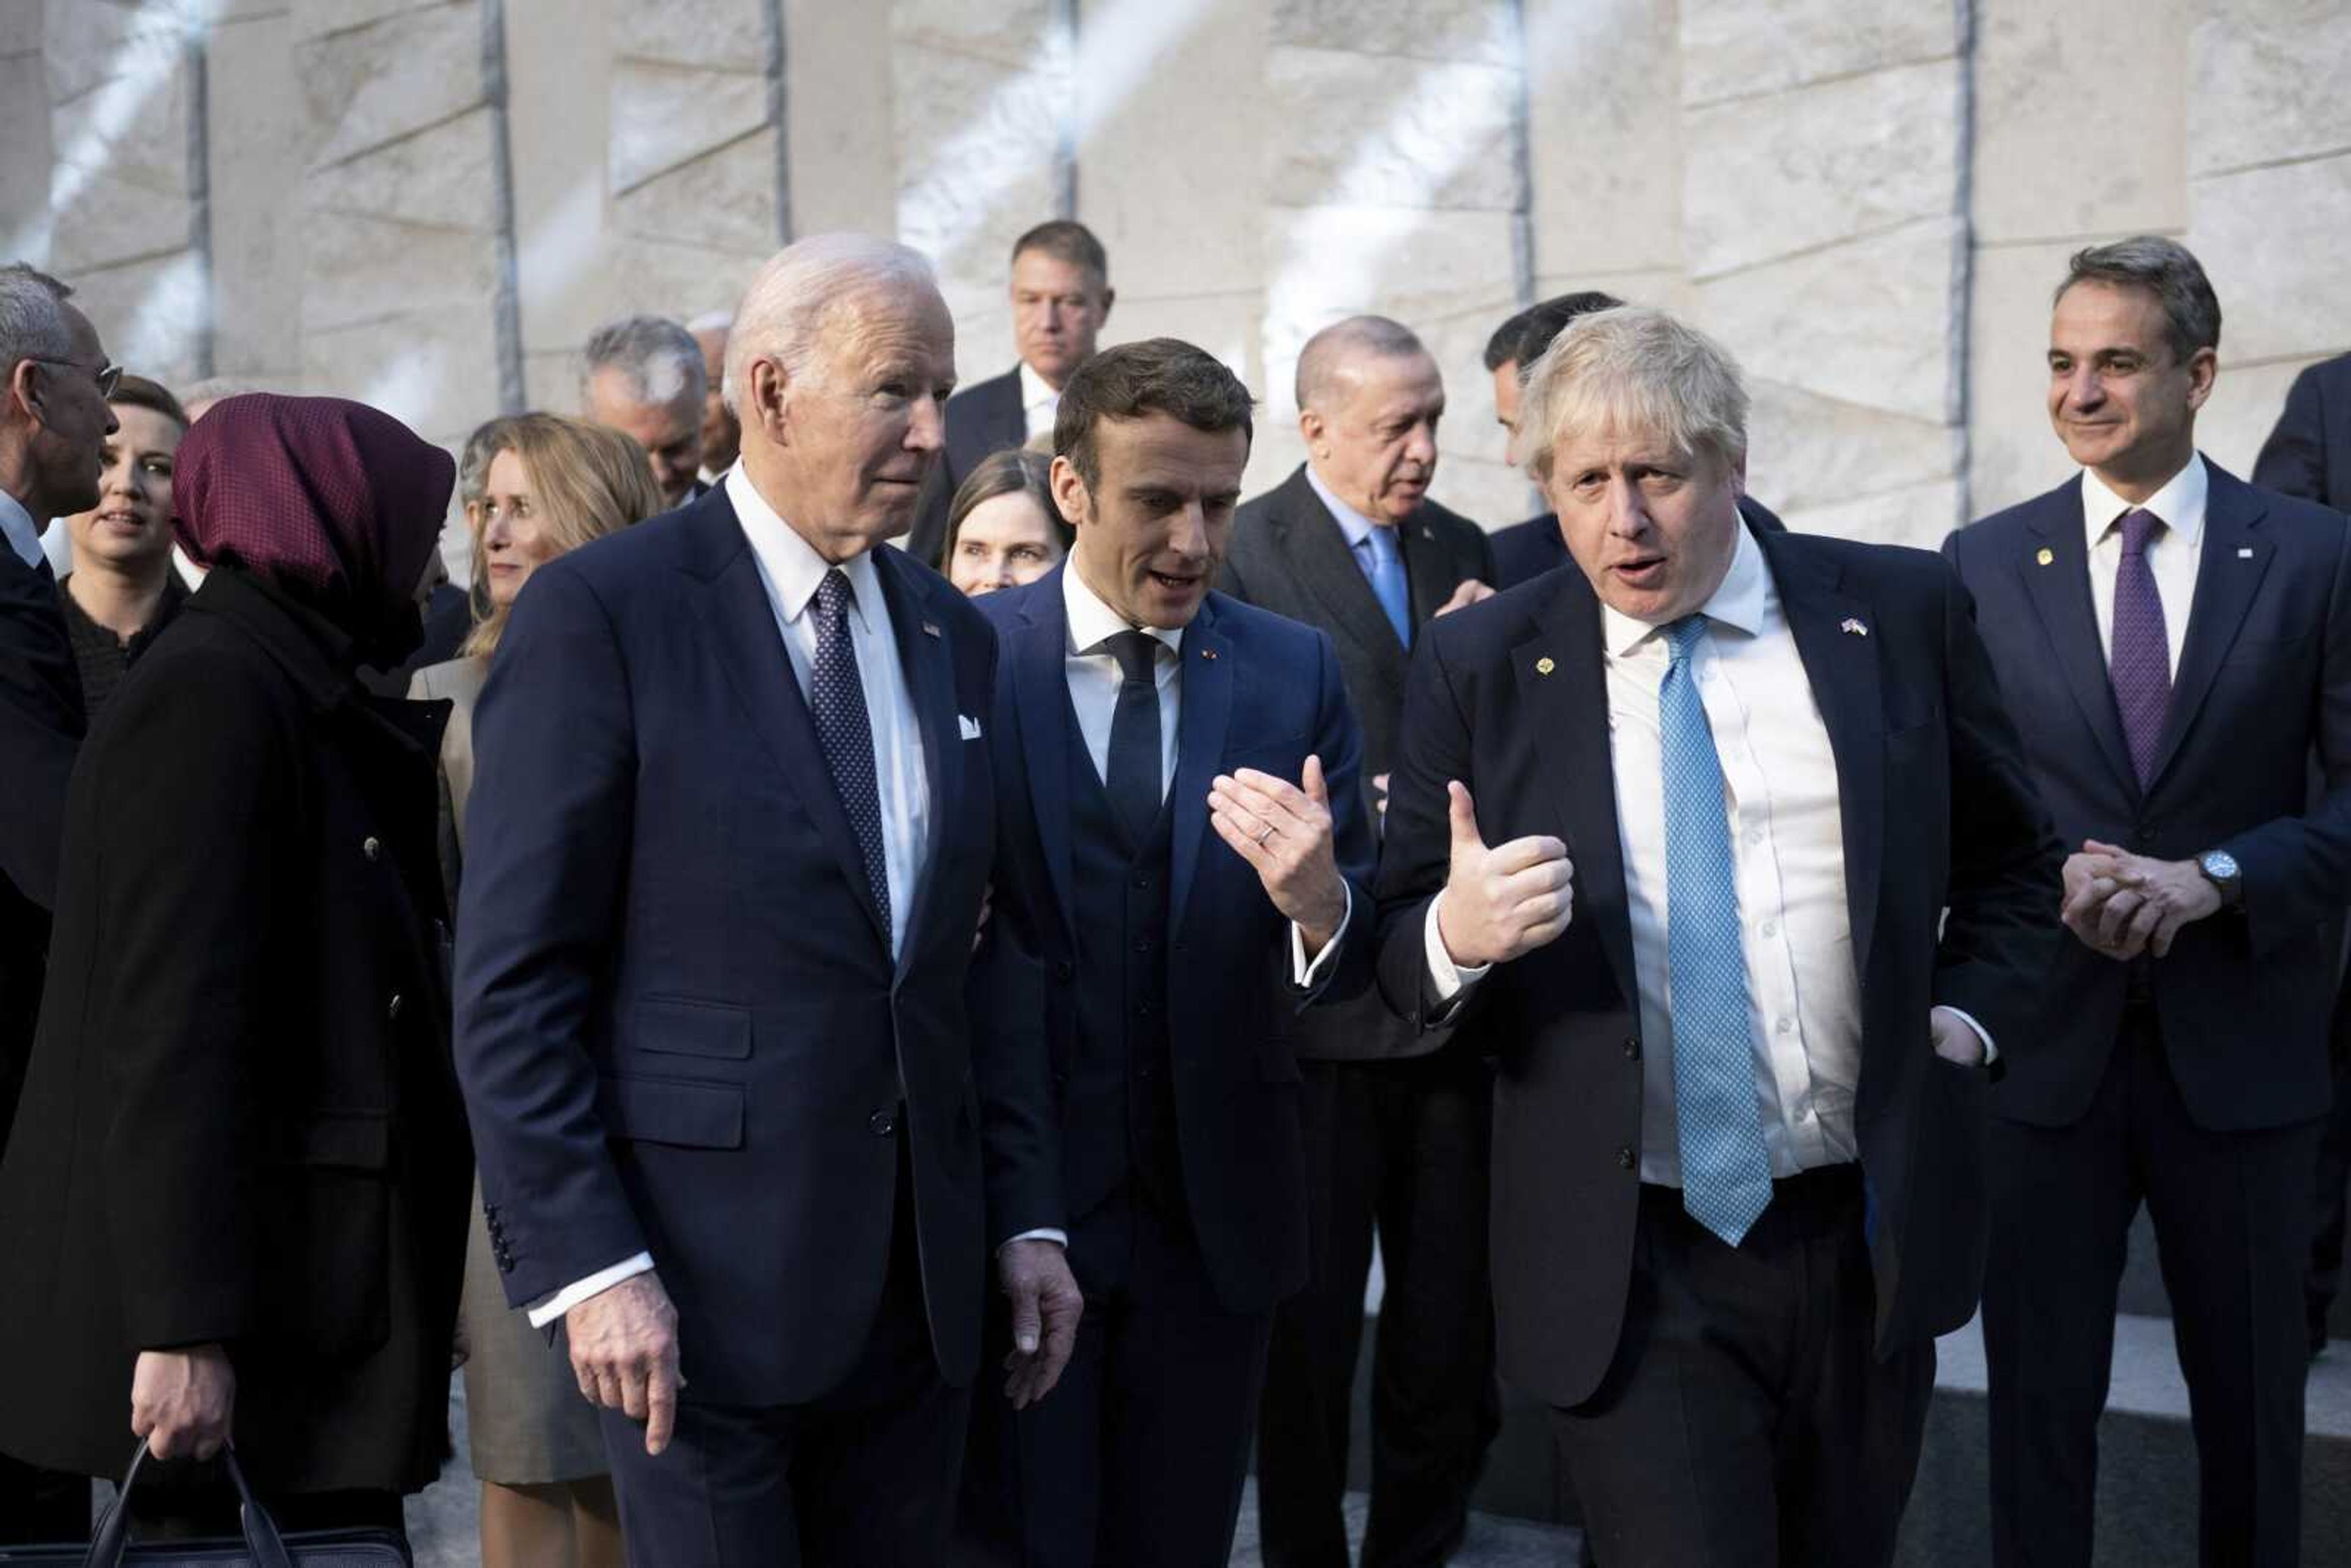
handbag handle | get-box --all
[84,1441,293,1568]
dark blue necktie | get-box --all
[1104,629,1163,847]
[2109,508,2172,788]
[810,569,889,932]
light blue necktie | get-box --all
[1660,616,1773,1246]
[1358,526,1412,648]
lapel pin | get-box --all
[1200,647,1218,661]
[1840,617,1870,637]
[1535,656,1556,675]
[2036,547,2055,566]
[920,621,941,638]
[2238,547,2254,559]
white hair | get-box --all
[722,233,940,415]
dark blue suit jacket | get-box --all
[1373,526,2061,1406]
[972,568,1378,1312]
[1944,462,2351,1130]
[2254,352,2351,512]
[453,485,1011,1403]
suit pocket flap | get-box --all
[599,1074,745,1150]
[632,996,753,1059]
[276,1110,392,1170]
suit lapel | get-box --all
[1763,535,1886,981]
[872,549,959,982]
[2019,486,2141,802]
[1270,470,1411,675]
[1401,509,1464,627]
[1011,576,1080,949]
[1169,601,1235,936]
[2147,467,2273,792]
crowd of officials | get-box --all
[0,216,2345,1568]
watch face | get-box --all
[2203,850,2240,880]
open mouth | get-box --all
[1148,569,1199,594]
[1614,556,1668,586]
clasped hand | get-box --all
[1208,756,1349,953]
[2060,838,2221,961]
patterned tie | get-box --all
[1660,617,1774,1247]
[1103,629,1164,847]
[1359,526,1412,648]
[2109,508,2172,789]
[809,568,890,932]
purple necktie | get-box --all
[2109,508,2171,787]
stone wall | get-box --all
[14,0,2350,561]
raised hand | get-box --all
[1434,781,1574,969]
[1209,755,1349,954]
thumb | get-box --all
[1010,1275,1042,1356]
[1302,754,1328,806]
[1447,780,1483,853]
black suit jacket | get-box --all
[906,367,1029,568]
[454,486,1012,1404]
[973,571,1378,1312]
[1488,495,1790,590]
[1944,462,2351,1130]
[1218,463,1493,1060]
[2253,352,2351,511]
[1373,526,2060,1407]
[0,568,466,1492]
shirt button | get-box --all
[1744,827,1764,847]
[868,1109,897,1137]
[1624,1037,1641,1059]
[362,836,381,861]
[1775,1016,1794,1036]
[1760,920,1778,939]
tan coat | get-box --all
[408,655,486,897]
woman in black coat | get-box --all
[0,394,469,1533]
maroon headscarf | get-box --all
[173,394,455,640]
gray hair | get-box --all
[581,313,706,412]
[722,233,939,415]
[0,262,75,377]
[1518,305,1749,482]
[2055,236,2222,364]
[1295,315,1429,413]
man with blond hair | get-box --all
[1372,305,2060,1564]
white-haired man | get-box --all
[581,313,710,509]
[454,234,1081,1562]
[1371,306,2061,1564]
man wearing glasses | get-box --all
[0,260,115,1543]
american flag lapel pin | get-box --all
[921,621,942,638]
[1840,617,1870,637]
[1200,647,1218,661]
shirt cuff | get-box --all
[1289,883,1354,986]
[1937,1005,1998,1065]
[998,1228,1068,1253]
[525,1252,656,1329]
[1424,890,1492,1004]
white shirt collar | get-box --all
[2081,452,2208,549]
[1302,462,1385,553]
[1599,511,1769,658]
[725,463,883,626]
[1061,557,1185,659]
[1018,361,1060,419]
[0,488,43,571]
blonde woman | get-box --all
[411,413,661,1568]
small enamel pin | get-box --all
[2238,547,2255,559]
[2036,547,2055,566]
[1200,647,1218,661]
[920,621,941,638]
[1840,617,1870,637]
[1535,656,1556,675]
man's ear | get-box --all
[2184,346,2219,412]
[746,356,790,446]
[8,358,43,425]
[1729,451,1748,498]
[1297,407,1325,456]
[1049,453,1089,528]
[1098,287,1116,326]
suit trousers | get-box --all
[601,1137,969,1567]
[1256,1050,1500,1568]
[1549,1165,1933,1568]
[1984,1002,2320,1567]
[2306,988,2351,1348]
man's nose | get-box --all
[907,395,947,454]
[1404,422,1438,467]
[1607,476,1649,535]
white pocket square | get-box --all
[959,714,984,740]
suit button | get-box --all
[2135,823,2157,846]
[1052,961,1075,983]
[387,992,404,1019]
[1133,939,1152,953]
[1624,1037,1641,1060]
[362,836,381,861]
[1131,872,1152,890]
[497,1255,514,1274]
[1616,1147,1635,1171]
[868,1109,897,1137]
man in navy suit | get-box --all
[454,234,1080,1565]
[959,337,1377,1566]
[1945,236,2351,1566]
[905,221,1115,568]
[1377,306,2058,1566]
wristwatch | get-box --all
[2196,848,2244,912]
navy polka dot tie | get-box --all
[811,568,890,932]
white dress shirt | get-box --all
[531,467,935,1326]
[0,489,43,571]
[2082,454,2207,673]
[1423,525,1989,1186]
[1019,361,1060,443]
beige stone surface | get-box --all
[0,48,50,259]
[2188,0,2351,178]
[1972,0,2190,244]
[1525,0,1681,279]
[301,2,486,170]
[68,249,208,382]
[2,0,41,58]
[1270,0,1513,64]
[894,0,1054,62]
[306,107,496,231]
[612,130,780,253]
[504,0,617,356]
[609,60,769,197]
[1265,48,1520,214]
[1683,59,1959,279]
[288,0,446,45]
[47,166,195,274]
[2191,153,2351,366]
[1680,0,1953,106]
[206,9,305,377]
[301,209,498,334]
[1967,239,2076,519]
[785,0,896,236]
[43,0,184,106]
[2200,355,2323,482]
[607,233,763,326]
[301,308,501,443]
[611,0,767,73]
[1744,381,1956,520]
[1779,476,1961,550]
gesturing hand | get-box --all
[1209,756,1349,954]
[2060,839,2221,961]
[1434,781,1574,969]
[567,1271,683,1455]
[1434,579,1496,618]
[997,1239,1084,1409]
[131,1345,234,1461]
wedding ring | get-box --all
[1256,823,1277,846]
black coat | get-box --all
[0,542,82,1158]
[905,367,1027,568]
[2252,351,2351,511]
[0,567,469,1495]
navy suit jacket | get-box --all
[1373,525,2061,1406]
[2254,352,2351,512]
[1488,495,1788,590]
[1944,462,2351,1131]
[972,568,1378,1312]
[453,484,1012,1403]
[0,542,81,1155]
[905,366,1028,569]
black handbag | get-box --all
[0,1443,410,1567]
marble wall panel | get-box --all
[1524,0,1682,279]
[0,48,51,260]
[1743,381,1956,521]
[206,8,304,378]
[506,0,616,367]
[43,0,181,105]
[301,309,502,448]
[611,0,767,72]
[2199,356,2323,482]
[785,0,896,237]
[609,60,768,200]
[2190,154,2351,366]
[301,3,484,168]
[1965,239,2074,519]
[2188,0,2351,178]
[306,107,495,230]
[1681,0,1954,105]
[1265,47,1520,214]
[288,0,447,43]
[68,250,207,383]
[2,1,40,57]
[48,168,197,276]
[1270,0,1512,63]
[612,133,781,258]
[1778,476,1961,550]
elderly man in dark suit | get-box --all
[1217,314,1501,1568]
[1376,304,2060,1566]
[454,234,1080,1565]
[905,220,1114,567]
[960,337,1377,1567]
[1948,237,2351,1567]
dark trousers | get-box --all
[602,1154,969,1567]
[1984,1005,2320,1567]
[0,1453,89,1544]
[959,1187,1273,1568]
[2307,992,2351,1348]
[1550,1166,1932,1568]
[1256,1051,1499,1568]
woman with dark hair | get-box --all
[55,373,189,712]
[0,395,470,1539]
[940,445,1070,595]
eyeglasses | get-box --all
[31,358,122,399]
